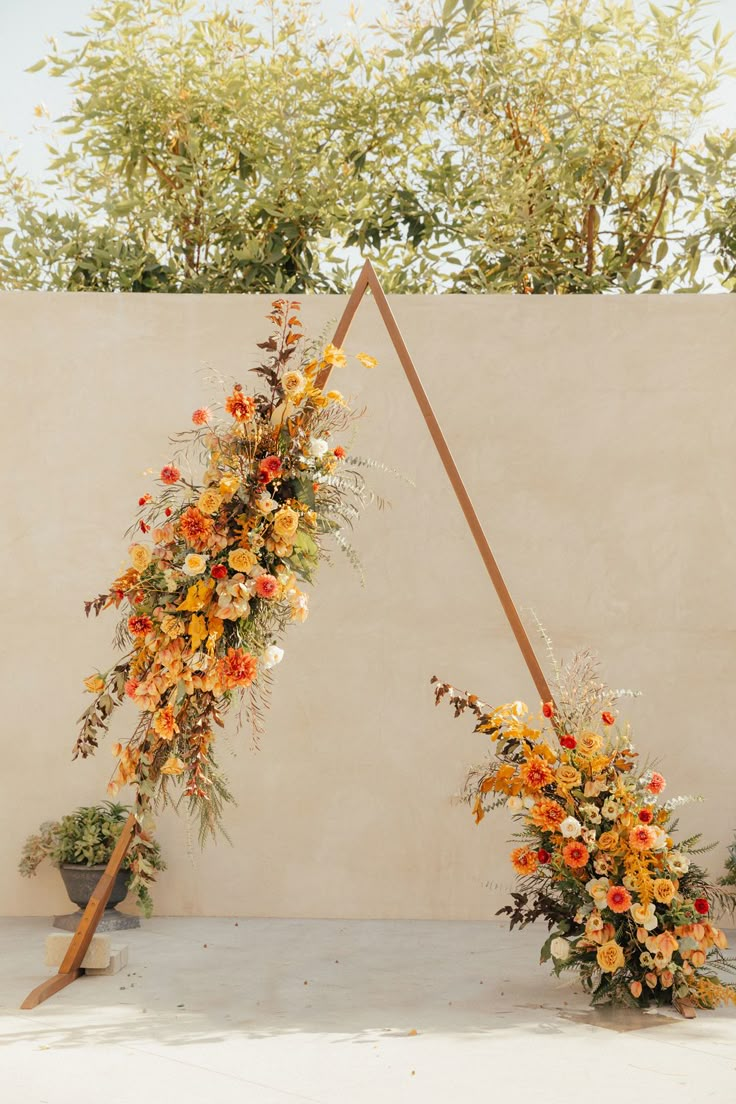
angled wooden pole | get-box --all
[317,259,553,704]
[21,813,136,1009]
[22,259,550,1009]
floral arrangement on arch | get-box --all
[75,299,379,912]
[433,650,736,1012]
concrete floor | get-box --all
[2,917,735,1104]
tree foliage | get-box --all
[0,0,733,293]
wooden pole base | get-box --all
[20,813,136,1010]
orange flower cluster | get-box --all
[434,666,735,1011]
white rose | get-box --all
[649,826,668,851]
[630,901,658,931]
[307,437,329,459]
[263,645,284,669]
[585,877,610,908]
[506,795,524,812]
[560,816,582,838]
[550,937,571,962]
[523,795,536,809]
[256,492,277,514]
[182,553,207,576]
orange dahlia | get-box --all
[218,648,258,689]
[606,885,632,914]
[128,614,153,637]
[225,386,256,423]
[179,507,214,551]
[562,840,589,869]
[529,798,567,832]
[510,846,539,876]
[520,756,555,791]
[254,573,279,599]
[629,825,656,851]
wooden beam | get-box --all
[317,260,552,703]
[20,813,136,1009]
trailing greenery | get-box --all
[721,833,736,886]
[0,0,733,293]
[19,801,165,915]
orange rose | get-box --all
[597,831,619,852]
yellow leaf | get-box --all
[189,613,208,651]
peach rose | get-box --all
[556,764,581,789]
[577,730,603,756]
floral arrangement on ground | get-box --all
[433,649,736,1012]
[75,299,380,913]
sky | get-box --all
[0,0,734,176]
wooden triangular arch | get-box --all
[21,259,551,1009]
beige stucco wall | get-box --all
[1,292,734,920]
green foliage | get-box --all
[0,0,733,293]
[721,833,736,886]
[19,801,165,878]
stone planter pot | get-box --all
[54,863,140,932]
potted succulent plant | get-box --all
[19,801,165,929]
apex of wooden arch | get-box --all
[20,259,550,1011]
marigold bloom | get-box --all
[160,464,181,485]
[192,407,211,425]
[510,846,539,876]
[638,807,653,823]
[334,446,346,459]
[601,711,615,726]
[179,506,214,551]
[520,756,555,791]
[629,824,656,851]
[606,885,632,913]
[562,840,589,869]
[225,387,256,422]
[128,614,153,637]
[694,897,709,915]
[254,573,279,599]
[218,647,258,689]
[559,734,577,749]
[211,563,228,580]
[529,798,567,832]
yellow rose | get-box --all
[272,507,299,539]
[160,756,186,776]
[228,548,258,573]
[653,878,676,905]
[84,674,105,694]
[282,370,305,395]
[596,940,625,974]
[578,730,603,757]
[198,488,223,516]
[556,764,581,789]
[219,474,240,500]
[129,544,151,571]
[597,831,620,852]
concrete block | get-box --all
[85,944,128,976]
[45,932,111,970]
